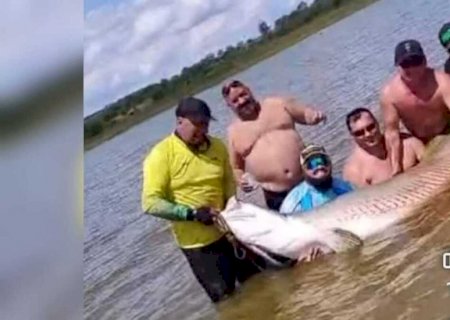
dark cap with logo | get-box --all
[175,96,216,121]
[394,39,425,66]
[439,22,450,49]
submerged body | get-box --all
[218,135,450,262]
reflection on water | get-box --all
[84,0,450,319]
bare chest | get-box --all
[359,156,393,185]
[232,107,294,157]
[395,84,447,120]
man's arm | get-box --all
[380,88,403,175]
[283,97,326,125]
[438,70,450,109]
[227,127,246,185]
[408,137,425,162]
[141,147,192,221]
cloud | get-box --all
[84,0,311,115]
[0,0,81,103]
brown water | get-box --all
[218,189,450,320]
[84,0,450,319]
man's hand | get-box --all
[238,173,259,193]
[192,207,219,225]
[297,246,325,263]
[312,110,327,124]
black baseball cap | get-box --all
[438,22,450,49]
[175,96,216,121]
[394,39,425,66]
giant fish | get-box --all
[216,135,450,267]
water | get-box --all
[84,0,450,319]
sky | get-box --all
[84,0,313,116]
[1,1,80,108]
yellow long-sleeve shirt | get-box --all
[141,133,236,249]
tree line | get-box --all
[84,0,348,140]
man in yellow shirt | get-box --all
[141,97,261,303]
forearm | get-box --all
[233,168,245,182]
[302,107,322,125]
[143,196,192,221]
[283,97,323,125]
[386,130,403,172]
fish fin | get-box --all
[326,228,364,252]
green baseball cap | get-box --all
[438,22,450,49]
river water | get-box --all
[84,0,450,319]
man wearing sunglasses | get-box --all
[438,22,450,74]
[279,145,353,215]
[380,39,450,176]
[343,108,424,188]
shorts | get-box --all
[181,236,263,303]
[262,189,289,211]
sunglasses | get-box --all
[351,123,377,137]
[305,155,329,170]
[399,55,424,68]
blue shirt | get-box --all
[279,178,354,215]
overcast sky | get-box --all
[84,0,314,116]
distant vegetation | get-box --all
[84,0,378,150]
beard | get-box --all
[305,174,333,190]
[238,99,259,119]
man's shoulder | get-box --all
[210,136,231,158]
[288,181,311,196]
[343,149,362,171]
[227,119,241,137]
[154,134,174,149]
[262,96,284,103]
[333,177,354,190]
[380,74,399,100]
[433,67,449,77]
[434,68,450,85]
[145,135,173,157]
[209,136,226,149]
[261,96,291,108]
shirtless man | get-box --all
[343,107,424,188]
[222,80,326,210]
[380,39,450,175]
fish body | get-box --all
[219,135,450,262]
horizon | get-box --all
[84,0,314,117]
